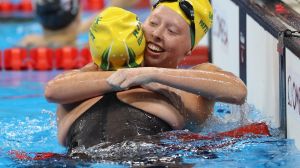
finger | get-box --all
[107,72,125,87]
[120,77,135,89]
[120,75,146,89]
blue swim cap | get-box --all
[36,0,80,30]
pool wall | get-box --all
[211,0,300,149]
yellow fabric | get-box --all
[89,7,145,70]
[156,2,190,25]
[157,0,213,48]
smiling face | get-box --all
[142,6,192,68]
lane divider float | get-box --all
[1,47,92,71]
[0,46,208,71]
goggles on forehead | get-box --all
[153,0,195,48]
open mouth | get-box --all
[147,43,164,53]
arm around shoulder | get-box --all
[44,63,115,104]
[106,64,247,105]
[144,63,247,105]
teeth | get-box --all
[148,43,163,52]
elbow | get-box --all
[220,83,247,105]
[213,78,248,105]
[44,83,58,103]
[233,84,248,105]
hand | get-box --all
[106,67,158,89]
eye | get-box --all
[168,29,175,33]
[168,28,178,34]
[148,17,160,27]
[150,20,158,27]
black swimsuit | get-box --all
[66,93,172,150]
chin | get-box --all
[144,55,160,67]
[144,60,159,67]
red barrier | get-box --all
[217,122,270,138]
[77,47,92,68]
[190,46,209,57]
[172,122,270,142]
[0,1,14,13]
[30,48,54,71]
[84,0,105,11]
[56,47,78,70]
[9,150,65,161]
[0,0,33,13]
[1,47,94,71]
[178,46,209,67]
[134,0,151,8]
[18,0,33,12]
[4,48,28,70]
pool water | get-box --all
[1,71,300,167]
[0,13,92,50]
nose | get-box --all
[152,26,164,42]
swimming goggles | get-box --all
[153,0,195,47]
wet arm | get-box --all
[44,63,116,104]
[150,64,247,104]
[109,64,247,104]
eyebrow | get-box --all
[149,12,161,20]
[151,13,182,29]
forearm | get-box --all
[45,71,114,104]
[153,68,247,104]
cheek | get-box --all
[142,23,151,39]
[166,37,187,52]
[166,40,178,51]
[143,30,150,40]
